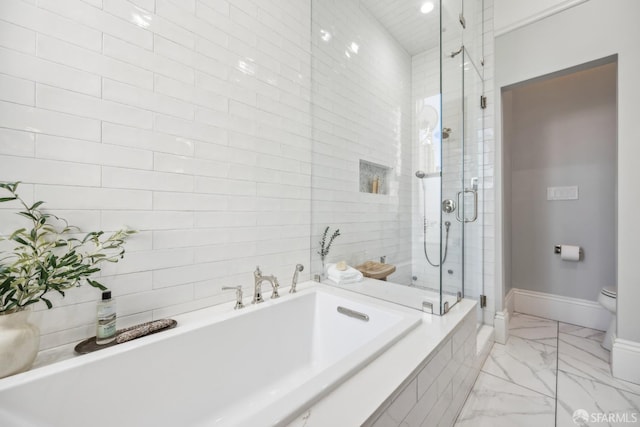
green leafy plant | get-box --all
[0,182,134,314]
[318,226,340,262]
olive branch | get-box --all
[317,226,340,261]
[0,182,134,314]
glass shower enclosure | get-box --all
[310,0,485,317]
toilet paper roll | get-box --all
[560,245,581,261]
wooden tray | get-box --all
[355,261,396,280]
[75,319,177,354]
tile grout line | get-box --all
[481,314,562,399]
[479,369,556,399]
[557,328,640,398]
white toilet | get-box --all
[597,286,617,350]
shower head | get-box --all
[415,170,426,179]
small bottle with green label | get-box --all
[96,291,116,345]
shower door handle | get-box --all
[456,189,478,223]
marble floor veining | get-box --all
[455,313,640,426]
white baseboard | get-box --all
[513,288,610,331]
[494,310,509,344]
[612,337,640,385]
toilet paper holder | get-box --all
[554,245,583,256]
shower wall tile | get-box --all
[0,155,101,187]
[411,48,442,290]
[310,0,413,279]
[35,135,154,170]
[36,0,153,49]
[0,46,101,96]
[36,84,154,129]
[1,0,103,52]
[32,185,152,211]
[0,19,36,54]
[0,100,101,141]
[0,129,35,157]
[35,34,154,90]
[0,74,35,106]
[0,0,312,350]
[101,122,196,156]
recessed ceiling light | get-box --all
[420,2,434,14]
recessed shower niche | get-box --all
[359,160,391,195]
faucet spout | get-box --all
[252,266,279,303]
[262,275,280,299]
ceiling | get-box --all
[360,0,442,55]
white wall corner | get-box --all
[494,310,510,344]
[505,288,515,316]
[494,288,514,344]
[611,337,640,386]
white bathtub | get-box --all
[0,284,421,427]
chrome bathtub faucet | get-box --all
[289,264,304,294]
[253,266,279,304]
[222,286,244,310]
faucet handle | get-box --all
[271,277,280,299]
[254,266,262,278]
[222,286,244,310]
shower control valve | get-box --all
[442,199,456,213]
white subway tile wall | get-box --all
[411,47,442,291]
[0,0,312,349]
[309,0,413,279]
[0,0,496,352]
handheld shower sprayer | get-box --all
[289,264,304,294]
[415,170,426,179]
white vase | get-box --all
[0,309,40,379]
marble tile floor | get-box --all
[454,313,640,426]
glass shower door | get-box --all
[439,0,465,314]
[460,0,485,322]
[439,0,484,315]
[462,47,485,322]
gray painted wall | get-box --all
[502,90,513,297]
[505,62,616,301]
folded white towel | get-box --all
[327,273,363,286]
[326,263,363,285]
[327,263,361,279]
